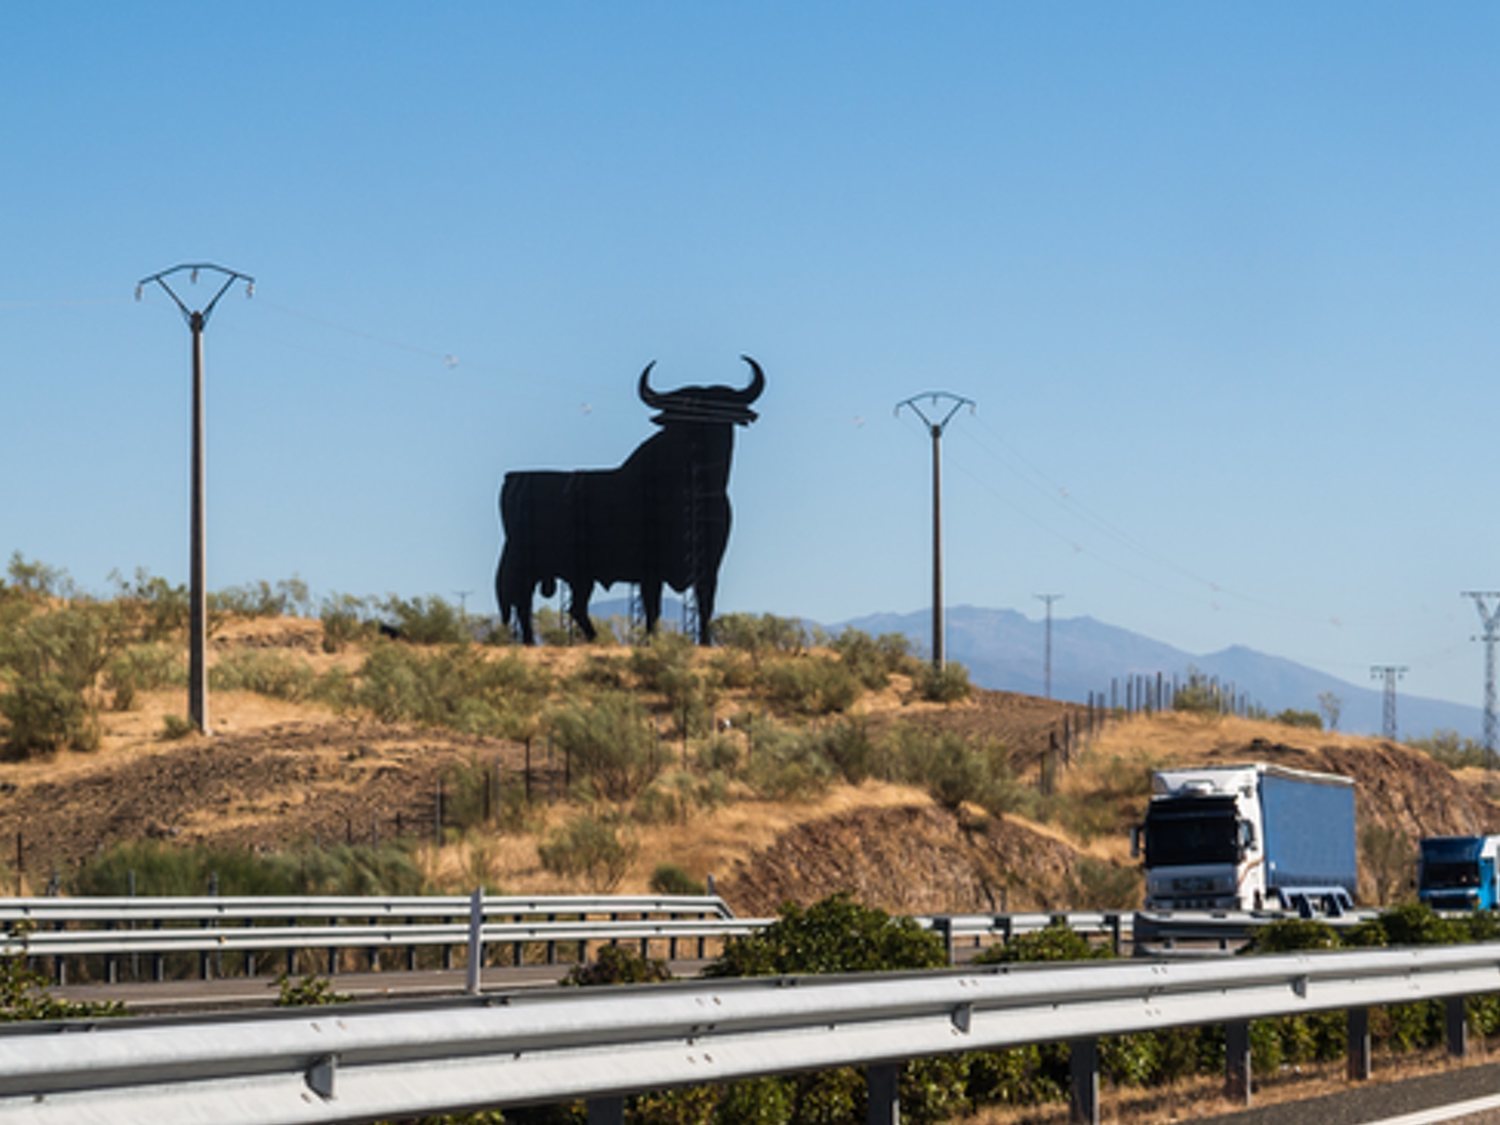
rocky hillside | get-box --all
[1,609,1495,912]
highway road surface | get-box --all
[1203,1062,1500,1125]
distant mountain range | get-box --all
[839,605,1481,742]
[576,597,1482,740]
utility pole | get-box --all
[137,264,254,735]
[1463,592,1500,765]
[1035,594,1063,699]
[1370,665,1408,742]
[895,392,975,669]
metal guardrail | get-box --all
[0,893,735,923]
[4,942,1500,1124]
[1132,908,1382,951]
[9,898,1405,989]
[2,897,1141,985]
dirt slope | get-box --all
[3,620,1497,911]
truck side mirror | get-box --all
[1239,821,1256,853]
[1130,825,1142,859]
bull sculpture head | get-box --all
[638,355,765,427]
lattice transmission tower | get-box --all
[1463,591,1500,764]
[1370,665,1407,741]
[1035,594,1063,699]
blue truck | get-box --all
[1135,763,1358,914]
[1418,835,1500,910]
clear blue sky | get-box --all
[4,3,1498,717]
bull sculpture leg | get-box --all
[640,581,663,637]
[495,549,536,645]
[565,579,598,642]
[693,573,717,646]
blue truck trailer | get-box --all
[1136,763,1358,914]
[1418,835,1500,910]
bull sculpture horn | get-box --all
[735,355,766,404]
[637,361,664,408]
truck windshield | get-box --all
[1422,862,1479,889]
[1144,796,1238,867]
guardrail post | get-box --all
[586,1096,624,1124]
[466,888,484,995]
[866,1063,900,1124]
[1446,995,1469,1058]
[1109,913,1122,956]
[1225,1020,1252,1105]
[1069,1037,1098,1125]
[1347,1006,1371,1081]
[934,917,955,965]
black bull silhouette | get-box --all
[496,356,764,645]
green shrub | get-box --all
[0,600,126,757]
[275,973,351,1006]
[1244,918,1340,954]
[537,815,638,891]
[632,771,725,826]
[1273,708,1322,729]
[1,945,123,1021]
[353,644,548,734]
[210,577,311,620]
[379,594,469,645]
[1409,730,1491,770]
[209,649,320,701]
[110,567,188,642]
[159,713,194,741]
[712,613,808,655]
[895,730,1020,816]
[742,725,836,801]
[758,656,862,715]
[71,840,424,897]
[831,628,917,689]
[649,863,706,896]
[319,593,372,653]
[549,692,661,801]
[710,893,945,977]
[562,944,671,987]
[1172,671,1225,715]
[916,661,971,703]
[105,642,185,710]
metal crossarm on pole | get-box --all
[137,264,254,735]
[895,392,975,670]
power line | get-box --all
[895,392,975,670]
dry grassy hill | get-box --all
[1,610,1496,915]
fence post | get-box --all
[1069,1037,1099,1125]
[1347,1006,1371,1080]
[867,1063,901,1125]
[1225,1020,1252,1104]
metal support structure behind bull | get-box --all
[496,356,764,645]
